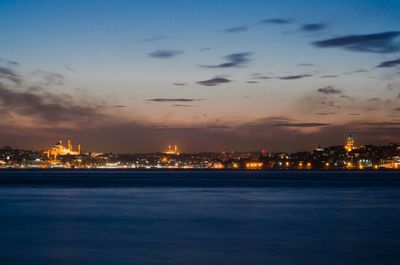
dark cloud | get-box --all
[273,122,330,127]
[0,66,22,83]
[246,81,259,84]
[344,69,368,75]
[172,104,198,107]
[146,98,203,102]
[320,75,339,78]
[394,108,400,111]
[348,113,361,116]
[113,105,128,108]
[251,73,272,80]
[313,31,400,53]
[200,52,252,68]
[279,74,312,80]
[318,86,342,94]
[173,83,186,86]
[141,35,167,42]
[0,84,104,123]
[300,23,327,32]
[148,49,183,59]
[199,48,211,51]
[224,26,248,33]
[197,77,231,86]
[261,18,293,24]
[315,112,337,116]
[377,58,400,68]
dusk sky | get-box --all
[0,0,399,153]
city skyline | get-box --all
[0,0,399,152]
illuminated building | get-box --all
[344,133,355,152]
[245,162,263,170]
[44,139,81,159]
[163,144,180,155]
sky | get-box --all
[0,0,399,153]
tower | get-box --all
[345,133,355,152]
[68,139,72,151]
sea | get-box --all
[0,170,400,265]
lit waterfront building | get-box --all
[344,133,355,152]
[163,144,180,155]
[44,139,81,159]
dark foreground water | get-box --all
[1,171,400,265]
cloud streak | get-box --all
[200,52,252,68]
[279,74,312,80]
[313,31,400,53]
[148,49,183,59]
[0,66,22,83]
[147,98,204,102]
[300,23,327,32]
[377,58,400,68]
[318,86,342,94]
[224,26,248,33]
[197,77,231,86]
[261,18,293,24]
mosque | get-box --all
[344,133,356,152]
[163,144,180,155]
[44,139,81,159]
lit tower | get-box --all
[345,133,355,152]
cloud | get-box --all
[313,31,400,53]
[0,66,22,83]
[315,112,337,116]
[148,49,183,59]
[251,73,272,80]
[172,104,198,107]
[273,122,330,127]
[246,81,259,84]
[320,75,339,78]
[279,74,312,80]
[224,26,248,33]
[146,98,203,102]
[173,83,186,86]
[344,69,368,75]
[0,83,105,124]
[300,23,327,32]
[200,52,252,68]
[197,77,231,86]
[377,58,400,68]
[261,18,293,24]
[112,105,128,108]
[318,86,342,94]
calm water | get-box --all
[0,170,400,265]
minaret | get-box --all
[345,133,355,152]
[68,139,72,151]
[174,145,177,154]
[78,144,81,154]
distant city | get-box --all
[0,134,399,170]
